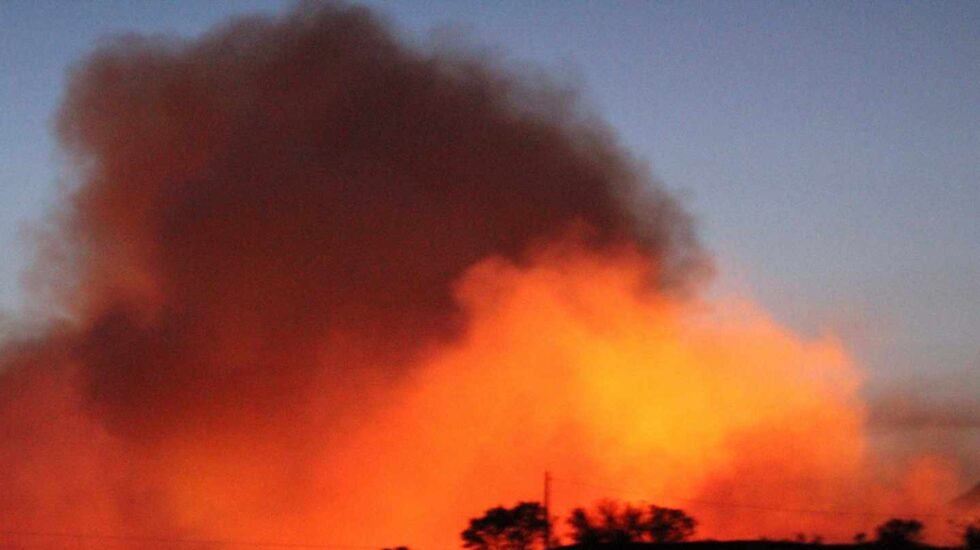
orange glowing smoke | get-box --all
[3,241,961,547]
[0,3,966,549]
[316,241,868,546]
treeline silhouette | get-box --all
[384,500,980,550]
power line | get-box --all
[544,471,552,550]
[551,477,977,520]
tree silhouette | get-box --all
[964,519,980,550]
[645,505,697,543]
[462,501,548,550]
[568,500,646,546]
[568,507,602,546]
[874,518,924,547]
[568,500,697,546]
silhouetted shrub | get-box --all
[462,501,548,550]
[875,518,924,547]
[568,500,697,547]
[645,505,697,543]
[964,520,980,550]
[568,500,646,546]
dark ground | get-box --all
[558,542,957,550]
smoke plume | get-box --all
[0,3,966,548]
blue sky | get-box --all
[1,0,977,398]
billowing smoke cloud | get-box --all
[3,2,706,542]
[0,3,967,548]
[52,2,705,442]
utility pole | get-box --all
[544,471,552,550]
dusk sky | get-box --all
[0,2,978,547]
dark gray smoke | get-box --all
[53,2,706,440]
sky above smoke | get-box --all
[0,2,976,548]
